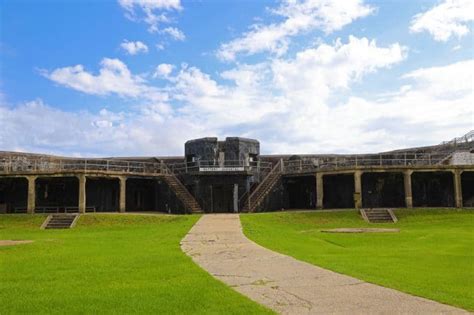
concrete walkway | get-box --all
[181,214,467,314]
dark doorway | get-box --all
[86,178,119,212]
[362,172,405,208]
[412,172,455,207]
[126,178,159,211]
[0,177,28,213]
[286,176,316,209]
[323,174,355,209]
[461,171,474,207]
[209,184,234,213]
[36,177,79,211]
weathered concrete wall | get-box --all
[184,137,259,163]
[451,151,474,165]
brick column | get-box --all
[27,176,37,214]
[403,170,413,208]
[119,176,127,213]
[316,173,324,209]
[453,170,463,208]
[78,175,86,213]
[354,171,362,209]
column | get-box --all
[78,175,86,213]
[27,176,37,214]
[316,173,324,209]
[453,170,463,208]
[403,170,413,208]
[119,176,127,213]
[354,171,362,209]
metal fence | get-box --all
[281,152,457,174]
[168,159,273,176]
[0,157,166,175]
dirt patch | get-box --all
[321,228,399,233]
[0,240,34,246]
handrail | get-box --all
[247,159,282,209]
[441,130,474,145]
[170,159,273,175]
[0,157,165,175]
[281,150,471,174]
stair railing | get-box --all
[246,159,282,212]
[161,163,201,213]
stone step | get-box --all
[43,214,78,229]
[361,209,397,223]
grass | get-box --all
[241,209,474,311]
[0,214,272,314]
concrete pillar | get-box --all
[316,173,324,209]
[78,175,86,213]
[453,170,463,208]
[119,176,127,213]
[403,170,413,208]
[27,176,37,214]
[354,171,362,209]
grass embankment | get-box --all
[0,214,272,314]
[241,209,474,311]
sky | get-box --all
[0,0,473,157]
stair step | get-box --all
[361,209,396,223]
[43,214,78,229]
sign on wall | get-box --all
[199,167,245,172]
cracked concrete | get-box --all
[180,214,468,314]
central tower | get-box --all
[181,137,261,212]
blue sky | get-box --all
[0,0,473,156]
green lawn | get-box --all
[0,214,272,314]
[241,209,474,311]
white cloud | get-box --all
[410,0,474,41]
[272,36,406,100]
[42,58,167,101]
[153,63,175,78]
[162,27,185,41]
[118,0,182,33]
[260,59,473,153]
[34,36,472,156]
[0,99,211,156]
[120,40,149,55]
[217,0,374,61]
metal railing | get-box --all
[0,157,167,175]
[167,159,273,176]
[441,130,474,145]
[282,151,461,174]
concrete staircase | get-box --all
[42,214,79,229]
[163,174,203,213]
[360,209,397,223]
[243,161,282,212]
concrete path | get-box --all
[181,214,467,315]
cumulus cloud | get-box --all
[162,27,185,41]
[217,0,374,61]
[0,99,211,156]
[118,0,182,33]
[272,36,407,100]
[153,63,175,79]
[410,0,474,41]
[33,36,472,155]
[42,58,167,101]
[120,40,149,55]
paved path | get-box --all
[181,214,467,314]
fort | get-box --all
[1,131,473,215]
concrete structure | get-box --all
[1,132,473,214]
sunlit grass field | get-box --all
[0,214,272,314]
[241,209,474,311]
